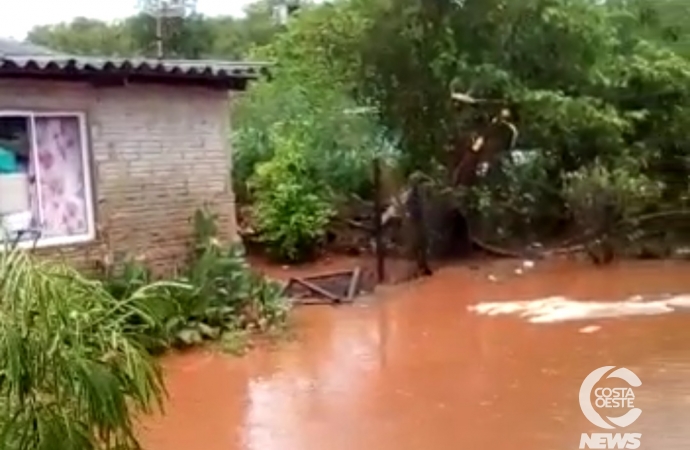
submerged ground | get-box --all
[139,258,690,450]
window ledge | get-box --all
[5,232,96,251]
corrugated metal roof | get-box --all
[0,38,268,87]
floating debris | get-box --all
[676,247,690,257]
[283,267,368,305]
[468,295,690,323]
[579,325,602,334]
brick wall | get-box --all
[0,79,239,274]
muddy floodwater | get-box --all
[140,259,690,450]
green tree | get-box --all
[610,0,690,58]
[124,13,216,58]
[26,0,287,59]
[269,0,690,245]
[28,17,134,56]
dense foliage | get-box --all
[346,0,689,244]
[28,0,690,257]
[28,2,284,59]
[0,247,168,450]
[249,135,336,261]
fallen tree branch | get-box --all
[547,209,690,252]
[471,236,540,259]
[621,210,690,225]
[338,218,374,232]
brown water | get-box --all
[140,259,690,450]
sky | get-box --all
[0,0,256,40]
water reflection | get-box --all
[140,260,690,450]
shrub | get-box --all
[562,157,664,233]
[250,133,335,262]
[0,246,174,450]
[101,208,291,350]
[166,209,290,347]
[232,77,391,202]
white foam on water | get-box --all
[468,295,690,324]
[579,325,602,334]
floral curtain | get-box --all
[33,116,89,238]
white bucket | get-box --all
[1,211,33,233]
[0,173,32,238]
[0,173,30,215]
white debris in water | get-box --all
[523,260,535,269]
[468,295,690,323]
[487,274,498,282]
[579,325,602,334]
[514,268,524,275]
[666,295,690,308]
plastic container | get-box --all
[0,173,30,215]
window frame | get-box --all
[0,110,96,249]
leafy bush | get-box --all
[562,157,664,233]
[0,246,174,450]
[165,209,290,346]
[250,133,336,262]
[232,73,394,202]
[102,208,290,350]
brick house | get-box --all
[0,39,263,273]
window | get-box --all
[0,112,95,248]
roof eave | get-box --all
[0,56,271,91]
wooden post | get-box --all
[409,177,432,277]
[373,158,385,283]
